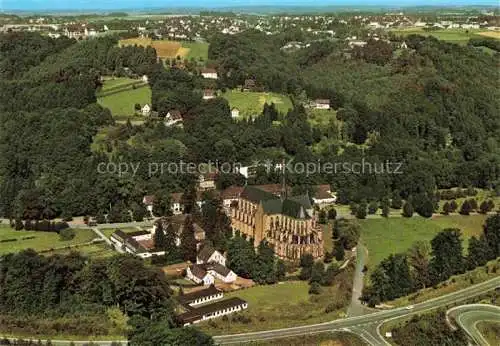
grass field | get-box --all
[391,28,490,44]
[359,214,488,269]
[46,242,116,258]
[199,267,353,335]
[222,90,293,119]
[119,37,209,60]
[97,80,151,117]
[477,321,500,345]
[0,226,97,254]
[478,31,500,39]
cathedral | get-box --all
[230,185,324,261]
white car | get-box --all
[406,305,415,310]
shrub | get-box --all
[402,201,414,217]
[368,201,379,214]
[308,282,322,295]
[327,208,337,220]
[59,228,76,241]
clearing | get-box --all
[391,28,489,44]
[0,226,97,254]
[221,90,293,119]
[359,214,488,269]
[97,78,151,118]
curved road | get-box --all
[213,276,500,345]
[446,304,500,346]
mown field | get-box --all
[359,214,488,269]
[97,77,151,117]
[119,37,209,60]
[249,331,366,346]
[221,90,293,119]
[391,28,500,44]
[199,269,353,335]
[0,225,97,254]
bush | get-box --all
[308,282,322,295]
[402,201,414,217]
[368,201,378,214]
[59,228,76,241]
[355,202,367,219]
[327,208,337,220]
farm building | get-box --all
[177,297,248,326]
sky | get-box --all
[1,0,498,11]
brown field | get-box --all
[478,31,500,39]
[119,38,185,58]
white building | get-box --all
[314,99,330,109]
[141,104,151,116]
[197,245,226,266]
[231,108,240,118]
[201,68,218,79]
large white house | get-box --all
[197,244,226,266]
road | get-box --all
[446,304,500,346]
[213,276,500,345]
[91,227,125,254]
[1,277,498,346]
[347,243,374,317]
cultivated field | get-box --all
[97,78,151,117]
[478,31,500,39]
[222,90,293,118]
[119,37,209,60]
[0,226,97,254]
[359,214,488,269]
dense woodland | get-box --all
[0,30,499,220]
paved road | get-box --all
[213,276,500,345]
[446,304,500,346]
[91,227,125,254]
[347,243,373,317]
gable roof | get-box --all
[206,262,231,277]
[197,244,217,263]
[313,184,334,200]
[188,264,208,280]
[177,284,221,305]
[240,185,280,204]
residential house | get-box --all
[186,264,215,285]
[154,214,206,246]
[231,108,240,118]
[312,184,336,206]
[203,89,215,100]
[314,99,330,109]
[198,171,217,191]
[142,195,154,214]
[243,79,256,91]
[201,68,218,79]
[197,244,226,266]
[165,109,183,127]
[110,229,165,259]
[221,185,245,210]
[170,191,205,215]
[141,104,151,116]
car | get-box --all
[406,305,415,310]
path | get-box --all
[91,227,124,254]
[347,243,373,317]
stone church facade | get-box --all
[231,186,324,261]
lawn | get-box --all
[46,242,116,258]
[390,28,490,45]
[359,214,488,269]
[97,84,151,117]
[0,226,97,254]
[181,41,209,61]
[221,90,293,119]
[199,268,353,335]
[100,77,140,91]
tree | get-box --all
[355,201,367,219]
[276,259,286,281]
[327,208,337,220]
[253,240,277,284]
[132,202,147,222]
[310,261,325,284]
[152,195,170,217]
[368,201,378,214]
[181,184,197,214]
[318,209,327,224]
[323,263,339,286]
[429,229,465,284]
[333,241,345,261]
[308,282,322,295]
[154,223,168,250]
[134,103,141,111]
[227,232,255,279]
[299,253,314,280]
[441,201,451,215]
[179,216,197,262]
[391,192,403,209]
[402,201,414,218]
[334,219,361,250]
[483,214,500,259]
[407,241,431,290]
[466,235,491,270]
[459,200,472,215]
[416,197,434,218]
[381,203,390,217]
[449,200,458,212]
[479,200,494,214]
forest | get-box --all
[1,29,498,221]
